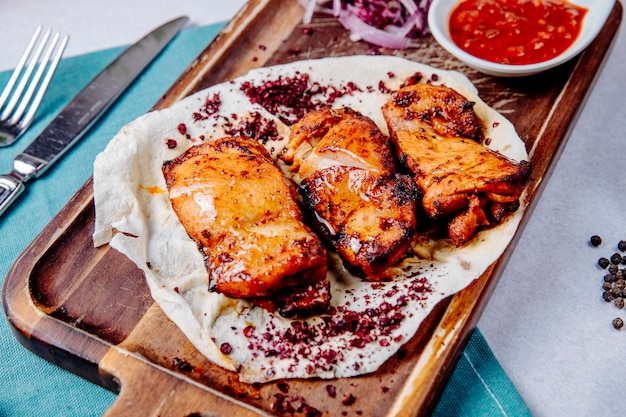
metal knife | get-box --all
[0,16,188,217]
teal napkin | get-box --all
[0,23,531,417]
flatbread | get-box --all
[93,55,528,383]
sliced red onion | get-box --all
[299,0,432,49]
[332,0,342,16]
[399,0,418,15]
[338,12,411,49]
[299,0,334,24]
[384,10,421,38]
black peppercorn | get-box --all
[598,257,610,269]
[589,237,626,331]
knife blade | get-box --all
[0,16,188,217]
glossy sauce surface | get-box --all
[449,0,588,65]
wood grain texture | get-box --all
[3,0,622,415]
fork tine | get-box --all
[12,32,69,130]
[0,27,52,122]
[0,26,42,112]
[0,26,68,147]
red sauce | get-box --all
[449,0,588,65]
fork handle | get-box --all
[0,174,25,218]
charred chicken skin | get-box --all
[162,137,330,317]
[283,107,419,280]
[382,83,532,246]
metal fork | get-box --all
[0,26,69,147]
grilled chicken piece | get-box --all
[162,137,329,317]
[284,107,418,280]
[382,83,531,246]
[282,107,396,181]
[447,194,489,245]
[300,167,418,279]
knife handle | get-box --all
[0,174,25,217]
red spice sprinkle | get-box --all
[303,27,314,35]
[271,394,321,417]
[401,72,423,88]
[299,403,322,417]
[350,338,367,348]
[242,272,432,375]
[271,393,295,414]
[220,342,233,355]
[172,357,193,372]
[177,123,187,135]
[224,111,280,143]
[342,394,356,406]
[192,92,222,122]
[239,72,362,125]
[326,384,337,398]
[243,325,255,338]
[378,80,392,94]
[165,138,177,149]
[276,381,290,393]
[259,44,267,50]
[485,137,493,146]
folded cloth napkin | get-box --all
[0,23,532,417]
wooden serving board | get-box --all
[3,0,622,415]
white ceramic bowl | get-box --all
[428,0,615,77]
